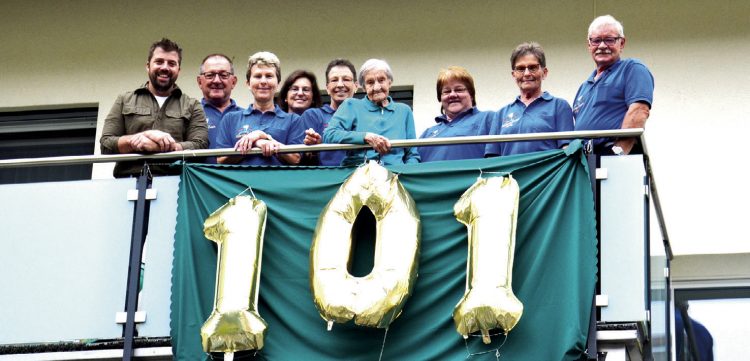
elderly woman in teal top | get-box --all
[323,59,420,166]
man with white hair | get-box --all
[572,15,654,155]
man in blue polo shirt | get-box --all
[197,54,243,163]
[299,58,359,166]
[572,15,654,155]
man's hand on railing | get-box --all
[142,130,177,152]
[118,130,176,153]
[614,138,636,155]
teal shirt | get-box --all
[323,97,420,166]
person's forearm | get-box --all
[117,135,135,153]
[616,102,650,154]
[217,155,243,164]
[621,102,650,129]
[279,153,301,165]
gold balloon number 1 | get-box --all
[453,175,524,343]
[201,196,268,354]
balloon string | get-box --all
[378,327,389,361]
[463,332,509,360]
[237,185,257,199]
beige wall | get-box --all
[1,0,749,256]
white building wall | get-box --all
[1,0,749,257]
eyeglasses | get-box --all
[440,87,469,96]
[588,37,621,46]
[201,72,233,80]
[290,86,312,94]
[512,64,542,75]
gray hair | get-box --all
[199,53,235,74]
[246,51,281,81]
[358,58,393,86]
[510,42,546,68]
[588,15,625,37]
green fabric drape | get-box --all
[171,140,597,360]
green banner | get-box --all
[171,141,597,360]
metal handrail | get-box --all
[0,127,671,258]
[0,128,642,168]
[640,133,673,260]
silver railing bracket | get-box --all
[127,189,157,201]
[115,311,146,324]
[596,294,609,307]
[596,168,608,180]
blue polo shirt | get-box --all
[485,91,574,156]
[214,104,304,166]
[203,98,243,163]
[324,97,420,166]
[572,58,654,146]
[417,107,494,162]
[299,104,347,166]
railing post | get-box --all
[123,166,152,361]
[586,153,600,360]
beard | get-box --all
[149,69,177,93]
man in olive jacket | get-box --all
[100,38,208,178]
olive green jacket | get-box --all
[100,83,208,177]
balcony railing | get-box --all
[0,129,672,361]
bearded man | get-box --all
[100,38,208,177]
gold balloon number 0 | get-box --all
[310,161,421,330]
[453,175,524,343]
[201,196,268,353]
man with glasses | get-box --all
[572,15,654,155]
[300,58,359,165]
[197,54,243,163]
[100,38,208,177]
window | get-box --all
[674,287,750,361]
[0,107,98,184]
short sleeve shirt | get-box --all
[418,107,494,162]
[485,92,574,156]
[572,58,654,145]
[215,104,304,166]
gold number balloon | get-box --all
[452,175,524,343]
[310,161,421,329]
[201,195,268,353]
